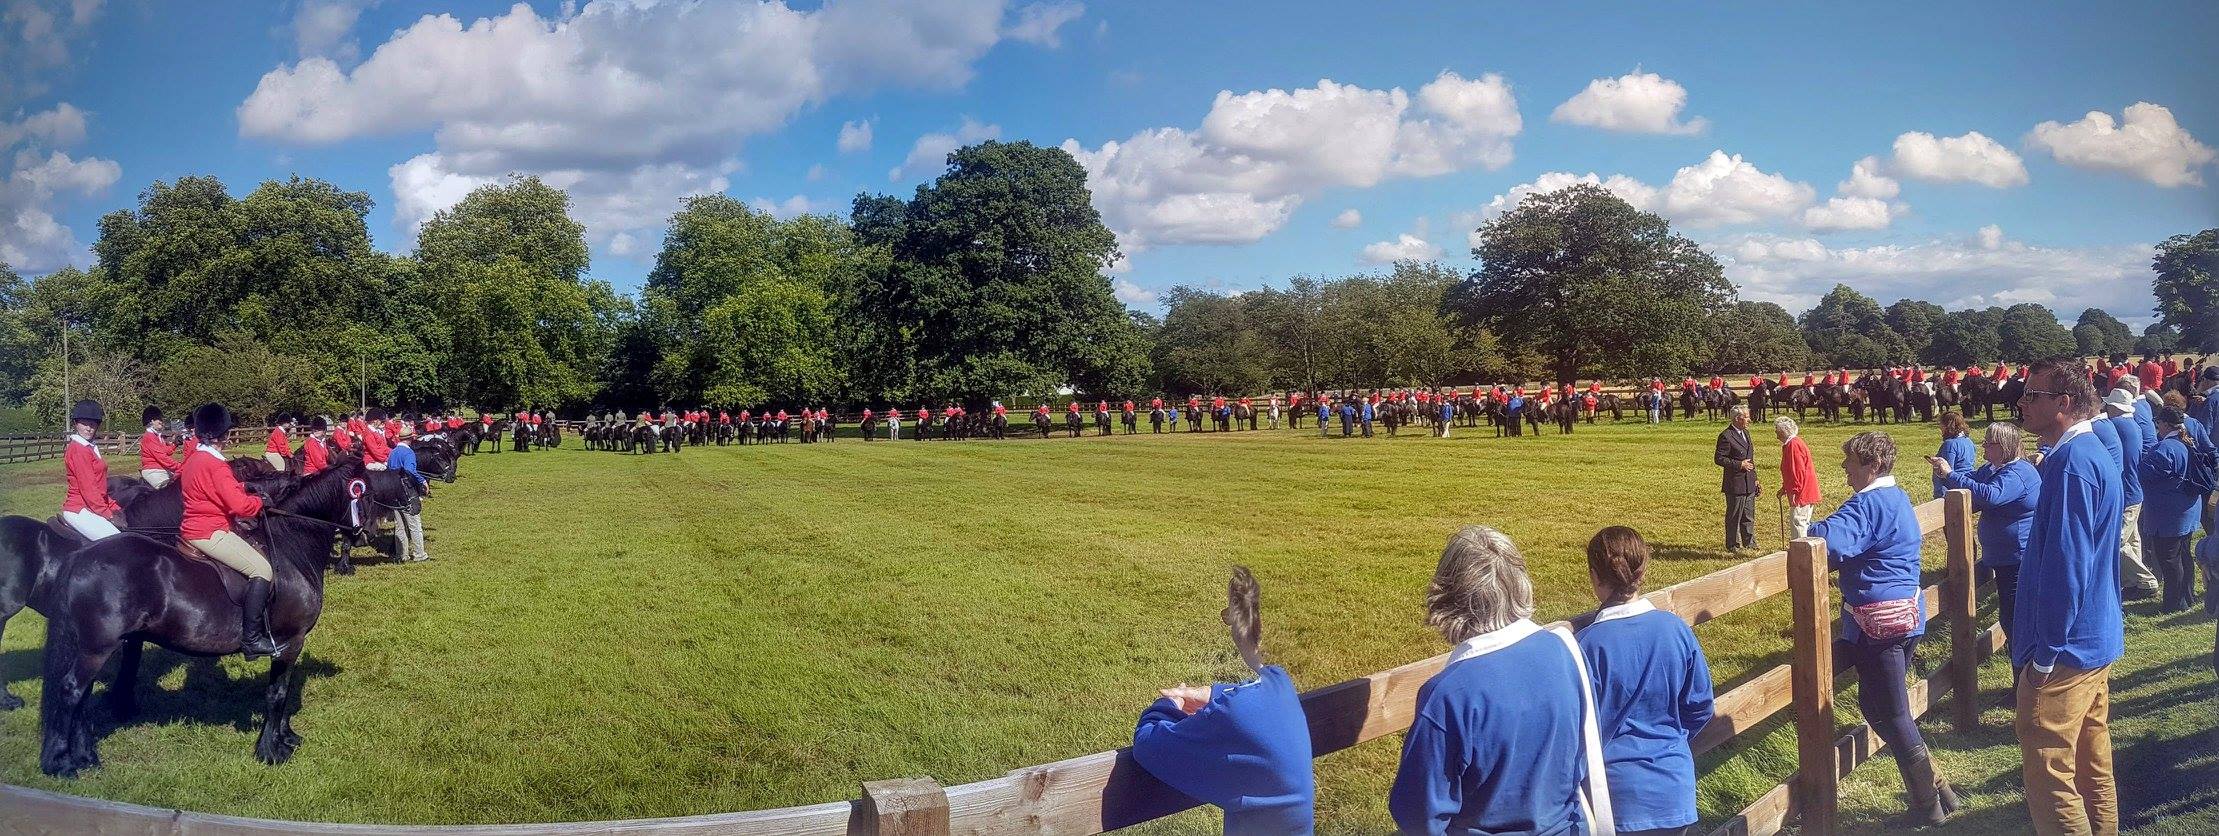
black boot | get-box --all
[241,578,281,660]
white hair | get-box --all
[1427,526,1536,643]
[1774,416,1800,440]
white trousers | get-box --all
[365,461,388,471]
[2120,503,2156,590]
[61,508,120,540]
[263,452,287,471]
[141,468,172,489]
[1791,504,1814,539]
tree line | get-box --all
[1,150,2211,427]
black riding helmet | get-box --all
[142,405,163,426]
[191,403,235,444]
[310,415,330,432]
[69,399,104,428]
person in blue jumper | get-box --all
[1576,526,1713,836]
[2138,406,2211,613]
[385,427,433,562]
[1934,412,1978,501]
[1806,431,1959,826]
[1317,398,1331,438]
[1391,525,1615,836]
[1131,566,1314,835]
[2103,388,2159,601]
[1931,422,2041,663]
[2013,358,2123,836]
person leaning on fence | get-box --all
[1934,411,1977,502]
[2014,358,2124,836]
[1577,527,1713,836]
[1130,566,1315,835]
[1806,431,1961,826]
[1931,422,2040,665]
[60,399,122,542]
[2137,406,2211,614]
[139,405,180,488]
[1390,525,1615,836]
[1775,417,1819,539]
[1715,406,1759,553]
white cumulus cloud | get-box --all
[1801,155,1907,232]
[1113,277,1157,305]
[1658,150,1814,227]
[1003,1,1083,47]
[1887,130,2028,187]
[1360,233,1443,264]
[837,118,873,154]
[749,194,821,218]
[1548,70,1707,135]
[1063,71,1521,251]
[1330,208,1362,229]
[2026,102,2215,188]
[238,0,1038,252]
[290,0,374,63]
[889,117,1000,181]
[1,100,118,274]
[1715,228,2152,318]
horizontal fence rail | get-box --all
[3,492,1990,836]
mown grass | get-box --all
[0,417,2209,833]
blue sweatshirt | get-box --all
[1132,666,1315,835]
[2090,417,2121,471]
[2137,432,2204,539]
[2016,422,2124,671]
[387,443,427,489]
[2109,413,2144,506]
[1392,628,1587,836]
[2199,385,2219,446]
[1943,460,2040,569]
[1807,476,1926,643]
[1577,605,1713,832]
[1935,436,1977,500]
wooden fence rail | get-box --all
[2,491,1992,836]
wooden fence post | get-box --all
[861,777,950,836]
[1943,488,1980,731]
[1789,538,1837,836]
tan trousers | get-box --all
[2017,663,2117,836]
[188,530,274,581]
[2119,504,2155,591]
[263,452,287,472]
[140,468,171,489]
[1790,504,1814,539]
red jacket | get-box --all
[63,436,119,517]
[267,427,291,457]
[362,429,390,464]
[140,430,180,473]
[300,435,329,476]
[181,447,262,541]
[1778,436,1821,506]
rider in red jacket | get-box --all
[179,403,281,659]
[61,399,121,541]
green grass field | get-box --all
[1,417,2211,833]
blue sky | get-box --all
[5,1,2216,326]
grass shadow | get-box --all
[101,646,343,734]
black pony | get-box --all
[37,462,408,776]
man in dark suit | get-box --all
[1716,405,1760,552]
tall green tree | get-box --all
[1244,276,1328,393]
[1884,299,1947,361]
[2151,228,2217,353]
[2136,322,2181,355]
[2071,308,2136,359]
[415,176,621,410]
[1800,284,1909,367]
[860,141,1151,401]
[0,264,39,404]
[640,195,852,407]
[1926,308,2004,367]
[1154,286,1273,395]
[1706,301,1813,373]
[1996,303,2076,363]
[1451,184,1732,386]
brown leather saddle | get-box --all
[169,538,255,605]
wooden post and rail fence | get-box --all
[3,491,2001,835]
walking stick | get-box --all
[1776,494,1788,543]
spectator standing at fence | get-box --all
[1577,527,1713,836]
[1935,412,1977,501]
[139,406,180,489]
[2138,406,2209,613]
[2102,388,2159,601]
[1391,526,1614,836]
[1775,417,1819,539]
[1933,422,2040,665]
[1131,567,1315,835]
[1716,406,1760,553]
[1807,431,1961,826]
[2014,359,2123,836]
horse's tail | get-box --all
[37,600,83,771]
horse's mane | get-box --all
[277,461,364,517]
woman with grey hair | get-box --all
[1930,422,2040,657]
[1391,526,1616,836]
[1810,432,1959,825]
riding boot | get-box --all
[1896,750,1954,827]
[241,578,281,660]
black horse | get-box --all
[38,462,407,776]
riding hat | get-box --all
[69,399,104,426]
[142,405,164,425]
[310,416,330,432]
[367,407,388,421]
[192,403,235,443]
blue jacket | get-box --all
[1392,628,1588,836]
[2138,432,2205,539]
[1935,436,1977,500]
[1577,606,1712,832]
[2109,413,2144,507]
[1808,476,1926,643]
[1132,666,1315,835]
[2198,385,2219,446]
[2016,423,2125,671]
[387,443,427,489]
[1944,460,2040,568]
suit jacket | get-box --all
[1716,425,1759,495]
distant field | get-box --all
[0,417,2210,833]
